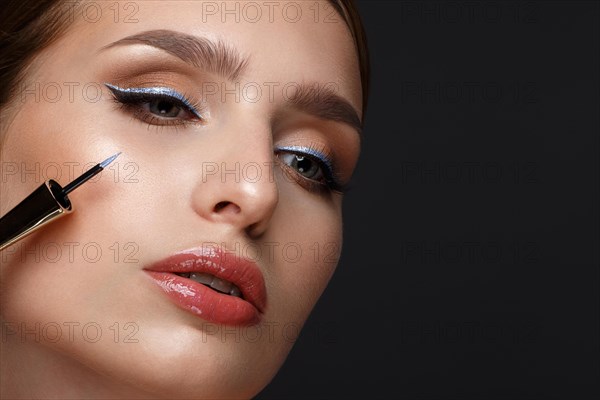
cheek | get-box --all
[267,179,343,325]
[0,96,193,382]
[0,94,156,319]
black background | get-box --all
[258,1,599,399]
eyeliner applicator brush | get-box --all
[0,152,121,251]
[63,152,121,194]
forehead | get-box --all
[64,0,362,115]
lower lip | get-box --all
[144,271,261,326]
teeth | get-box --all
[183,272,242,298]
[189,272,213,285]
[210,277,233,294]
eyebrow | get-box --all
[285,84,363,136]
[102,29,362,135]
[101,29,249,81]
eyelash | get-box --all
[104,83,204,129]
[275,144,346,194]
[105,83,345,194]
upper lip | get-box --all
[143,246,267,312]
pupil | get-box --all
[158,101,173,114]
[158,101,170,114]
[296,156,310,174]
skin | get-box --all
[0,1,362,398]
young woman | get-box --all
[0,0,369,398]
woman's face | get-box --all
[0,0,361,398]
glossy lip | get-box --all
[143,246,267,326]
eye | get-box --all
[278,153,324,181]
[275,146,346,194]
[147,98,186,118]
[104,83,203,127]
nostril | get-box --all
[214,201,230,212]
[213,201,241,214]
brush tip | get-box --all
[99,152,122,168]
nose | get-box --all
[190,125,279,238]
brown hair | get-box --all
[0,0,76,110]
[0,0,370,117]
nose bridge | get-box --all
[210,111,274,186]
[191,113,278,236]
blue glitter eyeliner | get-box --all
[104,83,202,119]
